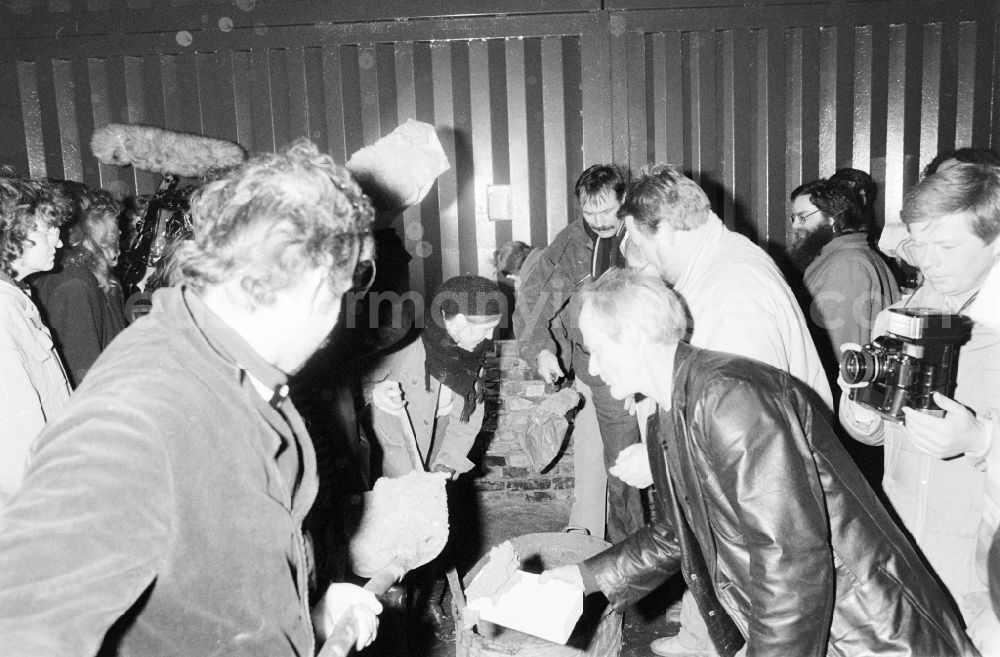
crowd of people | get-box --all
[0,139,998,656]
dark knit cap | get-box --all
[436,275,503,319]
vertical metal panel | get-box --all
[609,13,630,164]
[394,41,424,293]
[376,43,398,139]
[936,22,959,153]
[541,35,567,242]
[751,29,770,242]
[580,15,611,166]
[357,43,381,149]
[70,57,97,185]
[469,39,496,276]
[0,61,28,172]
[800,26,821,181]
[561,36,583,215]
[718,30,736,228]
[449,41,480,276]
[955,21,977,146]
[264,48,291,146]
[663,32,684,164]
[785,28,804,193]
[884,24,907,228]
[34,58,63,179]
[919,23,942,174]
[414,41,441,294]
[121,55,157,193]
[431,41,460,282]
[852,25,873,172]
[52,59,82,181]
[322,45,348,163]
[650,33,668,163]
[231,50,255,151]
[766,26,788,249]
[195,51,240,145]
[285,47,308,141]
[818,26,837,176]
[523,38,546,248]
[626,32,647,168]
[16,61,46,179]
[505,37,531,244]
[303,47,326,145]
[487,37,511,271]
[85,58,117,191]
[248,50,275,152]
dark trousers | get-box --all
[589,380,645,543]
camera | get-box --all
[839,308,971,422]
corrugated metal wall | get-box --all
[1,1,998,292]
[610,1,999,253]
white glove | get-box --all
[538,564,584,591]
[312,583,383,651]
[609,443,653,489]
[371,380,405,415]
[536,349,564,384]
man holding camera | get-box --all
[840,162,1000,649]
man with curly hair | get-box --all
[0,174,71,504]
[0,141,384,656]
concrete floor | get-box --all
[360,499,683,657]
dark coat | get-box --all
[0,287,318,657]
[512,219,624,386]
[31,260,127,387]
[585,343,977,657]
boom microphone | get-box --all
[91,124,246,178]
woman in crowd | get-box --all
[32,195,127,387]
[362,275,503,626]
[0,175,71,503]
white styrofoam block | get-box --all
[466,570,583,644]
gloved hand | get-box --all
[538,564,584,591]
[371,380,405,415]
[609,443,653,489]
[312,583,383,651]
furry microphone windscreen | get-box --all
[91,124,247,178]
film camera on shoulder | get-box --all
[839,308,972,423]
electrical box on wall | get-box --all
[487,184,512,221]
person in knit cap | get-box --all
[363,275,503,478]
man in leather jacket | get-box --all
[543,268,977,657]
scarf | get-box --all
[420,309,492,423]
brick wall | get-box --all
[474,340,575,505]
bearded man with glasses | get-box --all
[787,178,900,377]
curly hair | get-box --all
[62,197,122,291]
[790,178,868,234]
[173,139,374,306]
[0,176,70,279]
[619,164,712,233]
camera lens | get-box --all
[840,349,879,384]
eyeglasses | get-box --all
[788,208,823,225]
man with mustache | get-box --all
[513,164,643,543]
